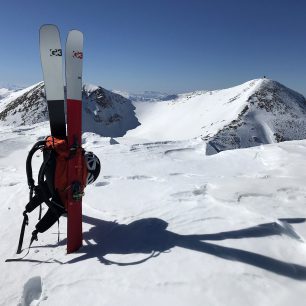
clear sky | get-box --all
[1,0,306,95]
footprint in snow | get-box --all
[18,276,44,306]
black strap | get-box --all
[39,204,42,220]
[14,138,64,257]
[26,140,46,189]
[16,211,29,254]
[37,151,65,213]
[7,230,38,261]
[35,207,62,233]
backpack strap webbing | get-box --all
[37,150,66,213]
[16,141,46,254]
[26,140,46,189]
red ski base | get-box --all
[66,98,83,253]
[67,200,83,253]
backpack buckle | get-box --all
[71,181,84,201]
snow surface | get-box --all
[126,79,262,141]
[1,78,306,154]
[1,120,306,305]
[111,90,171,102]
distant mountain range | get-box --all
[111,90,176,102]
[0,78,305,154]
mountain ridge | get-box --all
[0,78,305,154]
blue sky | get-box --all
[1,0,306,94]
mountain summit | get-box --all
[0,83,140,137]
[126,78,306,154]
[0,79,305,154]
[205,79,306,154]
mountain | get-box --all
[1,78,305,154]
[82,84,140,136]
[0,83,48,126]
[111,90,173,102]
[126,79,306,154]
[0,87,19,100]
[0,88,11,100]
[0,83,140,137]
[205,79,306,154]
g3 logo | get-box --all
[50,49,62,56]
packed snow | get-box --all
[0,121,306,305]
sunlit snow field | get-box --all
[1,121,306,306]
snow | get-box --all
[83,84,99,93]
[111,90,171,102]
[1,78,306,153]
[1,119,306,305]
[0,83,43,115]
[126,79,262,141]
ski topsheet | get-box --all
[65,30,84,253]
[39,25,66,138]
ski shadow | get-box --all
[66,215,306,280]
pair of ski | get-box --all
[40,24,83,253]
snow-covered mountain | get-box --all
[127,78,306,154]
[112,90,173,102]
[0,88,12,100]
[1,78,305,154]
[0,87,20,100]
[0,83,48,126]
[0,83,140,137]
[82,84,140,136]
[205,79,306,154]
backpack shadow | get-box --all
[63,215,306,280]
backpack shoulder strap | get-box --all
[26,140,46,189]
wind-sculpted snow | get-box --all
[1,124,306,305]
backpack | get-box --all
[16,136,88,254]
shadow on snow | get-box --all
[64,215,306,280]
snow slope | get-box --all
[82,84,140,136]
[0,83,139,137]
[1,122,306,305]
[126,79,263,140]
[0,88,12,100]
[1,79,305,154]
[127,79,306,154]
[0,85,23,100]
[111,90,172,102]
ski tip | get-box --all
[39,24,60,34]
[67,29,84,40]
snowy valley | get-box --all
[0,79,306,306]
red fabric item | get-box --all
[45,136,88,208]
